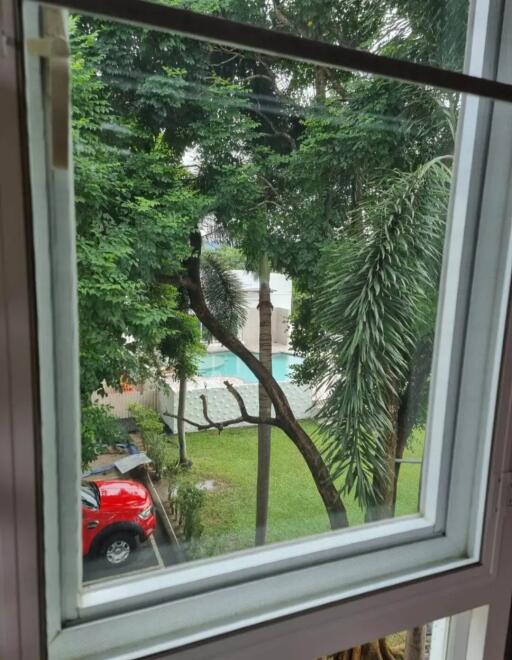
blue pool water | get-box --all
[199,351,303,384]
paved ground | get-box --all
[83,510,180,584]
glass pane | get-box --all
[152,0,469,74]
[68,12,460,582]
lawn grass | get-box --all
[164,421,424,557]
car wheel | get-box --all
[101,532,136,566]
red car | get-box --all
[81,479,156,566]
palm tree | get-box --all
[255,253,273,546]
[313,158,451,516]
[311,157,452,659]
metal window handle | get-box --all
[26,7,69,169]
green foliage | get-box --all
[201,252,248,334]
[129,403,164,436]
[71,25,205,399]
[129,404,168,478]
[144,432,168,480]
[172,483,206,541]
[204,245,246,270]
[311,159,452,506]
[81,404,128,469]
[160,312,204,380]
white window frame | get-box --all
[15,0,512,657]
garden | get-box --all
[72,1,465,656]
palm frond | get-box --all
[201,251,248,334]
[313,158,452,507]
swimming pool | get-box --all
[199,351,303,384]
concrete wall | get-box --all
[159,381,315,433]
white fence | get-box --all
[92,378,315,433]
[92,385,157,418]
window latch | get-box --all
[26,7,69,169]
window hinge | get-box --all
[26,35,69,59]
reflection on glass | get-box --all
[155,0,469,73]
[72,12,458,582]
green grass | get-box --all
[164,421,424,557]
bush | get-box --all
[128,403,164,437]
[129,404,169,479]
[171,484,206,542]
[164,456,181,479]
[81,404,129,470]
[143,431,167,480]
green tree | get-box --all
[160,253,247,466]
[72,25,200,401]
[72,7,463,656]
[71,23,206,468]
[160,310,204,466]
[311,158,452,515]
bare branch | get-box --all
[162,411,216,432]
[199,393,233,431]
[224,380,279,426]
[237,73,275,84]
[250,108,296,149]
[161,380,280,435]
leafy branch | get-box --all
[313,158,452,507]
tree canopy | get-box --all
[72,0,463,507]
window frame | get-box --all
[7,0,512,657]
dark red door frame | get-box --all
[0,1,45,658]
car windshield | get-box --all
[81,482,100,509]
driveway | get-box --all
[83,510,181,584]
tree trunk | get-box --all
[393,340,432,507]
[256,255,273,546]
[355,398,400,658]
[321,638,401,660]
[404,626,425,660]
[176,233,349,530]
[365,397,399,523]
[177,369,189,466]
[176,237,405,659]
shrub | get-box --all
[171,484,206,542]
[128,403,164,437]
[129,404,169,479]
[164,456,181,479]
[143,431,167,480]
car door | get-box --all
[81,487,101,555]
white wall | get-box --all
[232,270,292,311]
[92,384,157,418]
[232,270,292,348]
[239,307,289,347]
[160,381,314,433]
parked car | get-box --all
[81,479,156,566]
